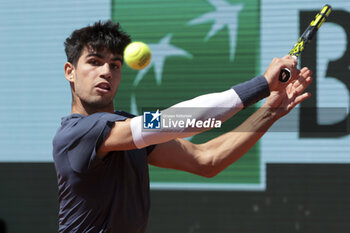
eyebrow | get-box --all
[86,52,123,63]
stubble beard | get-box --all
[73,90,115,113]
[84,95,114,112]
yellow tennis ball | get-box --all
[124,42,152,70]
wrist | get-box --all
[263,73,278,92]
[261,102,280,121]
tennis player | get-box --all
[53,20,312,233]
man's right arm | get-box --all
[97,55,300,158]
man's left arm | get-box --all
[148,67,312,177]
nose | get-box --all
[100,62,111,79]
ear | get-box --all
[64,62,75,83]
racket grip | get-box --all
[279,68,291,82]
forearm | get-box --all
[199,106,277,177]
[131,75,270,149]
[200,66,313,177]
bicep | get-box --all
[148,139,209,176]
[97,118,137,157]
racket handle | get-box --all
[279,68,291,82]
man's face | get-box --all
[68,46,123,111]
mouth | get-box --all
[95,82,111,94]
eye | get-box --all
[88,59,101,66]
[110,63,121,71]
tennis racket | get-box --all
[279,4,332,82]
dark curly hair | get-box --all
[64,20,131,66]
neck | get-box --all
[71,98,114,115]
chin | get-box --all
[87,98,114,111]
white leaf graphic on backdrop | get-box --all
[133,34,192,86]
[187,0,243,61]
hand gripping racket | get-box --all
[279,4,332,82]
